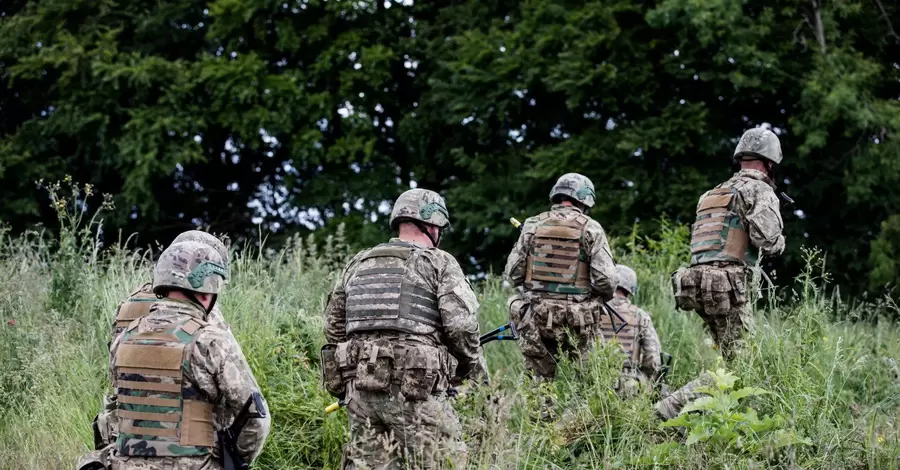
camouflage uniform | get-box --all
[104,241,269,470]
[322,189,486,470]
[672,129,785,361]
[606,265,661,397]
[91,231,231,457]
[659,129,786,420]
[504,173,617,381]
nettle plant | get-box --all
[660,368,810,454]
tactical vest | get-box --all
[600,301,642,368]
[114,284,158,331]
[689,184,755,266]
[114,317,215,457]
[345,242,442,336]
[525,213,591,295]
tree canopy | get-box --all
[1,0,899,293]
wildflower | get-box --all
[823,336,828,342]
[878,435,885,444]
[64,174,72,182]
[6,319,14,326]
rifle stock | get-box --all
[218,391,266,470]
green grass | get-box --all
[0,210,898,469]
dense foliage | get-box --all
[2,0,900,293]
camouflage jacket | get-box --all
[110,282,229,341]
[323,238,488,383]
[608,297,661,382]
[700,169,785,259]
[108,298,270,466]
[504,204,617,302]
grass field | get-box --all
[0,198,898,469]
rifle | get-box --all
[218,391,267,470]
[656,351,673,385]
[480,322,519,345]
[509,216,628,335]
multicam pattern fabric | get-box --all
[153,241,227,295]
[171,230,229,263]
[607,297,661,388]
[675,169,784,361]
[342,382,466,470]
[113,316,213,458]
[389,189,450,230]
[324,237,486,470]
[733,128,783,164]
[504,204,617,380]
[524,213,591,295]
[549,173,597,208]
[654,370,717,420]
[505,205,617,303]
[108,298,270,470]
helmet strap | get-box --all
[414,221,441,248]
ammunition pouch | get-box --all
[355,339,395,393]
[321,344,344,397]
[671,267,699,311]
[348,338,454,401]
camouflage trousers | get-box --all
[108,455,219,470]
[343,381,466,470]
[654,371,716,420]
[672,264,753,361]
[510,296,602,381]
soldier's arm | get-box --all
[503,220,534,288]
[193,329,271,463]
[638,312,661,381]
[586,221,617,301]
[742,186,786,256]
[323,254,363,344]
[435,254,488,383]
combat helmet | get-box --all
[616,264,638,296]
[550,173,596,208]
[172,230,229,262]
[153,240,228,297]
[733,128,783,164]
[389,188,450,247]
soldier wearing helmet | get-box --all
[670,128,786,365]
[503,173,618,383]
[86,231,233,458]
[322,188,486,469]
[100,241,270,470]
[605,265,662,397]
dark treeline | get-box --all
[1,0,899,295]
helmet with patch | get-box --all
[549,173,596,208]
[733,128,783,164]
[172,230,229,262]
[153,241,228,296]
[389,189,450,231]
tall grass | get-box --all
[0,187,898,469]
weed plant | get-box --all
[0,182,898,468]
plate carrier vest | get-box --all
[525,213,591,295]
[114,317,215,457]
[346,242,442,335]
[600,301,642,368]
[113,284,158,333]
[689,183,755,266]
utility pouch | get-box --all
[672,267,700,311]
[321,344,344,397]
[355,340,394,392]
[727,270,748,306]
[700,269,732,315]
[400,344,441,401]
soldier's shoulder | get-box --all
[421,247,462,268]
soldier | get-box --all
[104,240,269,469]
[90,231,231,457]
[606,265,662,397]
[321,188,487,469]
[670,128,786,361]
[504,173,617,382]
